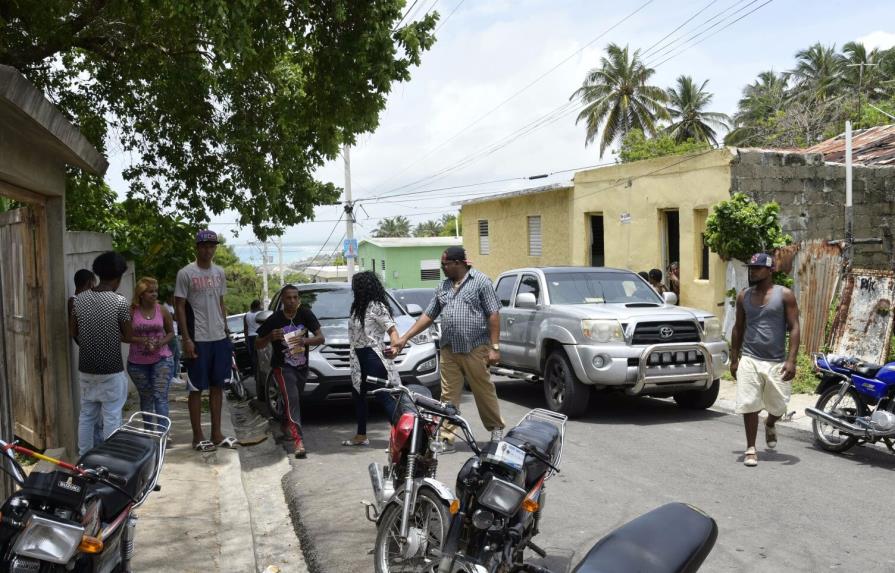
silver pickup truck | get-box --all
[493,267,729,417]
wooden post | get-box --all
[0,252,14,499]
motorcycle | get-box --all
[0,412,170,572]
[226,350,249,402]
[365,385,464,573]
[805,353,895,453]
[436,408,566,573]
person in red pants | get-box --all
[255,285,324,458]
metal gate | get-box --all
[829,269,895,364]
[0,206,47,448]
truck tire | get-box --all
[543,350,590,417]
[673,379,720,410]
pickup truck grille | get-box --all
[319,344,408,369]
[631,321,701,344]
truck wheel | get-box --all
[673,379,720,410]
[543,351,589,418]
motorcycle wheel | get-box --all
[374,488,451,573]
[812,386,867,452]
[228,368,248,402]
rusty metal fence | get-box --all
[829,269,895,364]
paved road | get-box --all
[281,380,895,572]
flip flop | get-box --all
[216,437,238,449]
[194,440,216,452]
[341,438,370,447]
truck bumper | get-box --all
[566,341,729,395]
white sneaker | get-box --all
[490,428,504,442]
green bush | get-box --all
[704,193,792,262]
[618,129,710,163]
[791,351,820,394]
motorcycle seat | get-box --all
[573,502,717,573]
[831,356,884,377]
[504,419,561,487]
[78,429,159,521]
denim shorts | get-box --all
[185,338,232,391]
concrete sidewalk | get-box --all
[130,378,307,573]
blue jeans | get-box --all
[127,357,175,429]
[78,371,129,456]
[168,335,182,377]
[352,347,399,435]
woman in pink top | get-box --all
[127,277,176,428]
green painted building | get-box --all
[357,237,463,289]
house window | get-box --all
[527,216,542,256]
[478,220,490,255]
[361,258,365,268]
[420,259,441,281]
[694,209,709,280]
[381,259,386,271]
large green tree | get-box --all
[413,219,443,237]
[374,216,411,238]
[571,43,669,157]
[1,1,437,239]
[664,75,730,145]
[788,43,845,103]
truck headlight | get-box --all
[13,513,85,564]
[581,319,625,343]
[702,317,723,342]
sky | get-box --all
[101,0,895,266]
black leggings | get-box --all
[352,347,399,435]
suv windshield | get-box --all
[280,289,405,320]
[227,315,244,334]
[545,272,661,305]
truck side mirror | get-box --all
[255,310,274,324]
[516,293,537,309]
[663,292,678,305]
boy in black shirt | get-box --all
[256,285,325,458]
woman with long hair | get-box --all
[127,277,176,429]
[346,271,402,446]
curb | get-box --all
[218,399,259,573]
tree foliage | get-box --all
[571,43,669,157]
[413,219,443,237]
[618,129,710,163]
[704,193,791,262]
[1,1,437,239]
[374,216,412,238]
[438,213,461,237]
[664,75,730,145]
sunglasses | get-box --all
[440,260,461,269]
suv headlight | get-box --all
[702,317,723,342]
[410,329,432,345]
[13,513,85,564]
[581,319,625,344]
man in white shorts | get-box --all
[730,253,801,467]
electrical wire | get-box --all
[435,0,465,32]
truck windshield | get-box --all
[545,272,661,305]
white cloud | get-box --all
[857,30,895,51]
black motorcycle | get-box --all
[0,412,169,572]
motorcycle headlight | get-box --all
[581,319,625,344]
[702,317,723,342]
[410,328,432,345]
[477,477,527,517]
[13,513,85,564]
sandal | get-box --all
[294,440,307,459]
[744,447,758,467]
[342,436,370,447]
[216,437,238,449]
[194,440,216,452]
[765,424,778,449]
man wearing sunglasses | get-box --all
[394,246,504,449]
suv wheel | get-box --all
[264,372,285,421]
[673,379,720,410]
[543,350,589,418]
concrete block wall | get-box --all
[731,150,895,270]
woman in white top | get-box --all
[346,272,402,446]
[243,299,263,379]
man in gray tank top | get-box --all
[731,253,801,467]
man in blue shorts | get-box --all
[175,230,236,452]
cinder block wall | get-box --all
[731,150,895,270]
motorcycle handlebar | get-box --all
[413,394,459,418]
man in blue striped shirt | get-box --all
[396,246,505,446]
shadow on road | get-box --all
[731,448,801,466]
[496,379,727,426]
[802,442,895,471]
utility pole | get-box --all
[343,144,356,280]
[250,240,271,307]
[845,120,853,272]
[274,237,285,286]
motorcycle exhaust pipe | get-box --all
[369,463,385,508]
[121,514,138,571]
[805,407,895,438]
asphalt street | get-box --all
[280,379,895,572]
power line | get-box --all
[393,0,419,30]
[640,0,749,62]
[361,0,657,199]
[639,0,719,58]
[435,0,465,32]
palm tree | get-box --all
[842,41,885,101]
[413,219,443,237]
[725,71,788,146]
[571,43,669,157]
[664,76,731,145]
[373,216,411,238]
[788,43,845,103]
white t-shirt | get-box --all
[175,262,227,342]
[244,311,260,336]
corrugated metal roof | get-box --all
[804,124,895,166]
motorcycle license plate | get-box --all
[492,441,525,470]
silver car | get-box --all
[254,283,440,419]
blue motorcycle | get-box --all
[805,353,895,453]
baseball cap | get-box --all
[746,253,774,268]
[443,246,469,264]
[196,229,219,244]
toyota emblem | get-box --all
[659,326,675,339]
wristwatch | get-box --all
[491,344,500,351]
